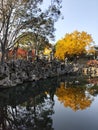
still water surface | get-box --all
[0,76,98,130]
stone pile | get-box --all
[0,59,81,88]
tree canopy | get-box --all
[0,0,62,63]
[14,32,51,51]
[55,30,94,60]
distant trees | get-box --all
[14,32,51,52]
[0,0,62,63]
[11,32,52,60]
[55,30,94,60]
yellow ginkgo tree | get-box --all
[55,30,94,60]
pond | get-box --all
[0,75,98,130]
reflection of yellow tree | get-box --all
[56,83,93,111]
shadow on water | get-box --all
[0,76,98,130]
[0,77,60,130]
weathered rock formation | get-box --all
[0,59,81,88]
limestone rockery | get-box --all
[0,59,81,88]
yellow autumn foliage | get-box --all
[55,30,94,60]
[43,47,52,55]
[87,46,95,54]
[56,82,93,111]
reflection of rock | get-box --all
[0,86,54,130]
[87,77,98,85]
[0,75,98,129]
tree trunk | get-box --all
[1,45,6,64]
[5,49,9,61]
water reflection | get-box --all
[56,82,93,111]
[0,78,58,130]
[0,76,98,130]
